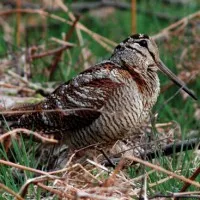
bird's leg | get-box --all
[97,148,116,168]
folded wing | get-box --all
[1,62,128,135]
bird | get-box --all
[0,34,197,150]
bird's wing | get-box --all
[10,62,131,132]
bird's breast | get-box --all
[66,79,156,149]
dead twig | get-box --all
[103,159,125,187]
[76,191,116,200]
[28,44,74,61]
[0,183,24,200]
[125,155,200,189]
[49,15,80,80]
[0,159,50,176]
[7,70,45,91]
[56,0,116,49]
[0,128,58,144]
[18,175,61,198]
[0,83,35,94]
[152,11,200,41]
[36,182,73,199]
[175,166,200,200]
[0,8,116,51]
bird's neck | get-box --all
[109,54,122,67]
[109,56,160,107]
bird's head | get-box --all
[110,34,197,100]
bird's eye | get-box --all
[138,40,148,48]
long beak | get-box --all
[157,60,197,100]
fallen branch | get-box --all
[141,138,200,160]
[103,138,200,166]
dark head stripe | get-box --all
[130,34,149,40]
[114,34,150,52]
[122,34,149,44]
[122,37,131,43]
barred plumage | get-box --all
[0,34,196,149]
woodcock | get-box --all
[0,34,197,150]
